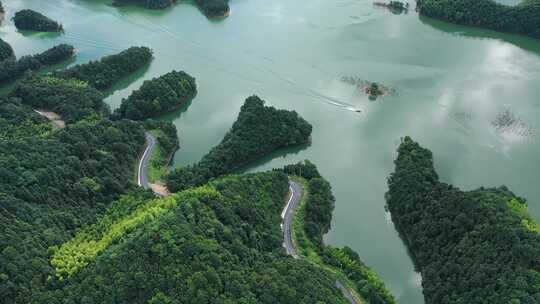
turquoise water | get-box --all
[4,1,540,302]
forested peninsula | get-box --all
[13,9,63,32]
[386,137,540,304]
[55,46,153,90]
[114,70,196,120]
[166,95,313,192]
[112,0,229,18]
[417,0,540,39]
[0,44,75,84]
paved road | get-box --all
[138,132,157,190]
[336,280,361,304]
[282,181,303,259]
[282,180,361,304]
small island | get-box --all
[13,9,63,32]
[341,76,396,100]
[114,70,197,120]
[374,1,409,14]
[166,95,313,192]
[365,82,384,99]
[195,0,230,18]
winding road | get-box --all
[282,180,361,304]
[282,181,303,259]
[138,132,157,190]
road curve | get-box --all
[138,132,157,189]
[336,280,361,304]
[282,180,361,304]
[282,181,303,259]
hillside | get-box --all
[47,172,352,303]
[386,137,540,303]
[166,95,312,192]
[417,0,540,38]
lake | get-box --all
[4,0,540,303]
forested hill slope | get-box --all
[417,0,540,39]
[46,172,351,304]
[386,137,540,304]
[0,99,147,303]
[166,95,312,192]
[113,0,230,18]
[54,47,153,91]
[113,70,197,120]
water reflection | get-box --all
[155,97,195,122]
[102,62,151,99]
[419,15,540,56]
[17,30,63,39]
[238,143,311,174]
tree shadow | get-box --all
[102,62,151,98]
[17,30,63,39]
[235,143,312,174]
[419,15,540,56]
[153,97,195,122]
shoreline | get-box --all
[209,8,230,20]
[285,177,365,304]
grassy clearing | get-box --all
[51,186,220,280]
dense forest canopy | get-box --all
[0,39,14,62]
[11,76,108,123]
[0,108,147,303]
[44,172,352,303]
[166,95,313,192]
[55,46,153,90]
[0,42,186,302]
[195,0,230,18]
[386,137,540,303]
[0,97,53,140]
[0,44,74,84]
[417,0,540,38]
[114,70,197,120]
[12,9,63,32]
